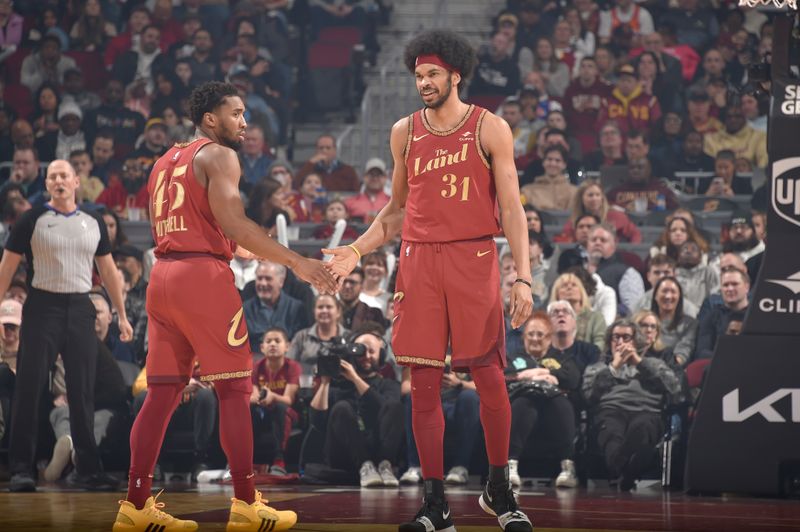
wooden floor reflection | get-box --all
[1,479,799,531]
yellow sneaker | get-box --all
[226,490,298,531]
[112,490,199,531]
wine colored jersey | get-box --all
[252,357,301,396]
[147,138,236,260]
[402,105,500,243]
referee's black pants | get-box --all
[9,288,102,477]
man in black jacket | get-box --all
[111,25,172,89]
[694,268,749,360]
[309,328,403,487]
[587,224,645,315]
[85,80,145,160]
[339,267,387,330]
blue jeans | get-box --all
[404,388,481,470]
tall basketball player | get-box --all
[324,31,534,532]
[113,82,336,532]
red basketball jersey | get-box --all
[147,138,236,260]
[402,105,500,243]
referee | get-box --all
[0,159,132,492]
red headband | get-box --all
[415,54,459,74]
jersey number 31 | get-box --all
[441,173,470,201]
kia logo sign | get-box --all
[722,388,800,423]
[772,157,800,228]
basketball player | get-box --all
[113,82,336,532]
[325,31,534,532]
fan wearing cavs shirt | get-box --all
[324,30,533,532]
[250,327,301,476]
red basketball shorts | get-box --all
[146,255,251,384]
[391,238,506,372]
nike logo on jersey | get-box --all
[443,508,451,520]
[413,134,429,142]
[477,250,492,257]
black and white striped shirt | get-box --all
[6,205,111,294]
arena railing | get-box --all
[338,0,452,170]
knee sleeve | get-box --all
[410,366,444,413]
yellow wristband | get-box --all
[347,244,362,260]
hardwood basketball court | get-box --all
[2,480,799,531]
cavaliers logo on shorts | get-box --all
[227,308,249,348]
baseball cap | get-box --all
[228,64,251,80]
[687,87,710,102]
[113,244,144,262]
[520,0,543,11]
[0,299,22,326]
[145,117,168,131]
[364,157,387,174]
[616,64,636,77]
[730,211,754,229]
[57,101,82,121]
[64,67,83,78]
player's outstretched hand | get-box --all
[321,246,360,282]
[118,317,134,342]
[295,257,339,294]
[509,282,533,329]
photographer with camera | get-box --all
[309,325,403,488]
[250,327,301,476]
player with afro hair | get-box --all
[403,30,478,86]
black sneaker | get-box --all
[64,471,119,491]
[478,481,533,532]
[9,472,36,492]
[399,478,456,532]
[398,498,456,532]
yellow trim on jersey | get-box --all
[475,108,491,170]
[395,355,446,368]
[421,105,475,137]
[403,113,414,162]
[199,370,252,382]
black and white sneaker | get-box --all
[398,499,456,532]
[478,481,533,531]
[399,479,457,532]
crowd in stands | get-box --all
[0,0,772,492]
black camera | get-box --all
[316,336,367,378]
[742,54,772,98]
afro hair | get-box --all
[188,81,240,126]
[403,30,478,84]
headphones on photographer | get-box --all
[348,330,388,367]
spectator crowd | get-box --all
[0,0,771,492]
